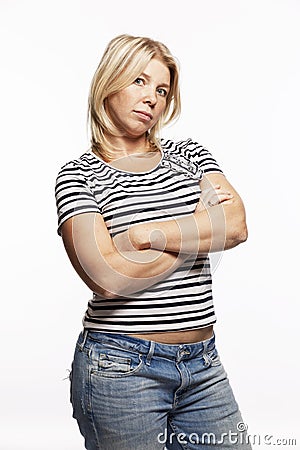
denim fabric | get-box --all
[70,330,251,450]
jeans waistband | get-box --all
[78,329,216,361]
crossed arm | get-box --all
[114,173,247,255]
[61,173,247,298]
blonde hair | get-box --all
[88,34,181,161]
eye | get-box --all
[134,77,145,86]
[157,88,168,97]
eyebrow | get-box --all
[140,72,170,89]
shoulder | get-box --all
[160,137,204,153]
[160,137,210,161]
[160,137,223,175]
[55,151,98,181]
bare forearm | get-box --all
[129,202,247,255]
[70,241,187,298]
[101,248,187,296]
[62,213,189,299]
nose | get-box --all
[143,86,157,106]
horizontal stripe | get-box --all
[84,309,216,326]
[89,294,213,310]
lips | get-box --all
[133,110,153,121]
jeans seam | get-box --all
[168,418,188,450]
[87,366,101,450]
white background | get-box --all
[1,1,299,449]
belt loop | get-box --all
[202,339,210,366]
[202,339,209,353]
[79,328,89,351]
[146,340,155,366]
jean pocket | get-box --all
[92,348,143,378]
[99,353,131,372]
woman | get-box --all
[55,34,251,450]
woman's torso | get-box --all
[55,138,223,342]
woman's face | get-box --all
[106,58,170,139]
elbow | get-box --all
[85,281,120,300]
[86,253,126,299]
[91,284,122,299]
[225,217,248,249]
[101,289,121,299]
[92,275,130,299]
[84,272,123,300]
[234,221,248,245]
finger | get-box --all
[206,194,233,207]
[213,194,233,203]
[214,187,232,195]
[217,193,233,199]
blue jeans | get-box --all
[70,330,252,450]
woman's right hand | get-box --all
[195,184,233,213]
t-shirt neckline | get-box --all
[89,144,165,175]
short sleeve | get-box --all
[55,161,100,236]
[183,139,224,175]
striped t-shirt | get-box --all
[55,138,223,334]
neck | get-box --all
[104,134,153,159]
